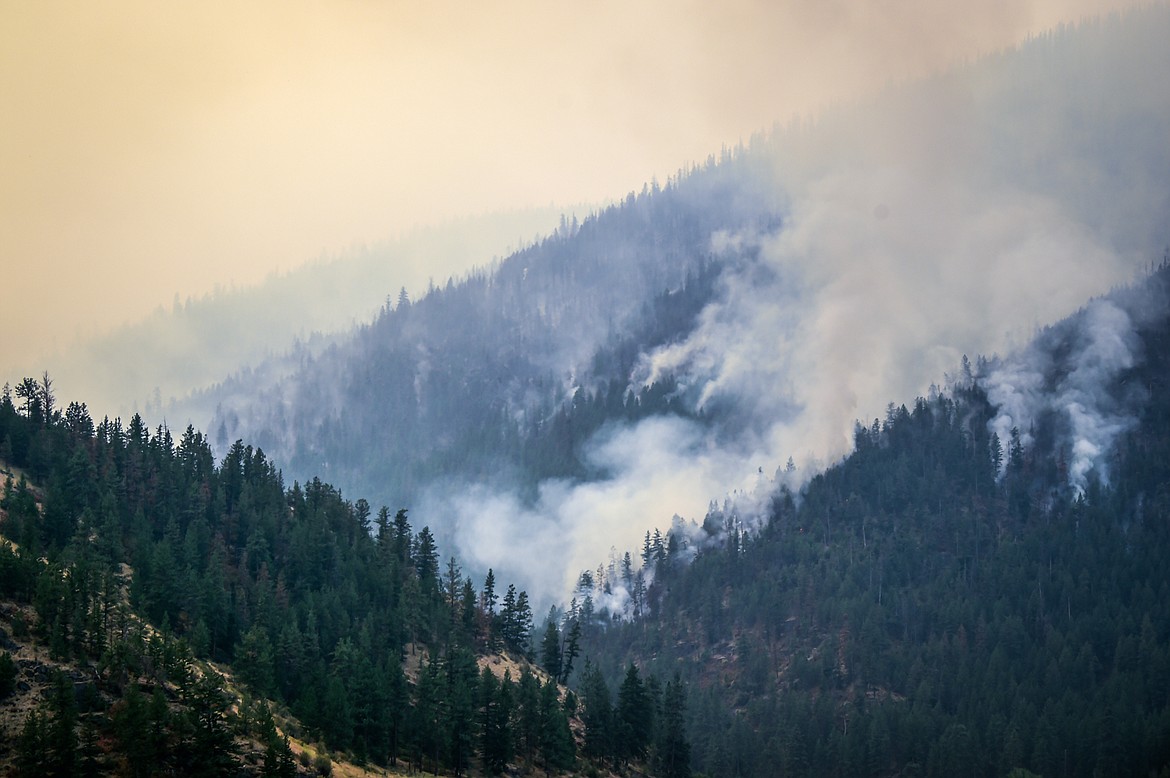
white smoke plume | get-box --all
[984,295,1146,494]
[634,10,1170,499]
[452,11,1170,605]
[423,415,775,607]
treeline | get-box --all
[569,313,1170,776]
[0,376,687,775]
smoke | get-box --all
[984,295,1147,493]
[443,10,1170,605]
[423,415,774,605]
[638,9,1170,490]
[32,207,567,425]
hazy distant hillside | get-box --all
[208,149,781,518]
[207,6,1170,601]
[35,206,572,424]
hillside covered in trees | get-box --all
[198,6,1170,603]
[0,381,690,776]
[565,263,1170,776]
[4,8,1170,778]
[5,263,1170,776]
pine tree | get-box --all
[445,647,479,776]
[616,663,653,765]
[16,707,49,775]
[514,667,542,761]
[513,590,533,656]
[560,617,581,684]
[654,674,691,778]
[479,667,513,774]
[180,671,239,776]
[375,506,392,553]
[538,677,577,773]
[392,509,412,564]
[46,670,80,776]
[413,527,439,594]
[540,619,562,680]
[499,583,518,650]
[581,662,613,763]
[413,657,442,773]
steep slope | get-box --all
[570,262,1170,776]
[201,7,1170,602]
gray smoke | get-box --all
[448,10,1170,604]
[984,293,1149,494]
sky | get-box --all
[0,0,1146,377]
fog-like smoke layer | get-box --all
[423,416,774,605]
[440,10,1170,603]
[32,208,567,424]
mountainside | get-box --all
[0,382,673,776]
[569,262,1170,776]
[5,8,1170,778]
[30,206,569,426]
[203,6,1170,601]
[206,149,779,478]
[3,262,1168,776]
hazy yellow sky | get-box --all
[0,0,1143,372]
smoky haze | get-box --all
[0,0,1145,397]
[427,9,1170,604]
[33,207,571,423]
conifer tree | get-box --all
[617,663,653,765]
[540,619,562,679]
[655,674,691,778]
[560,617,581,684]
[538,677,577,773]
[581,662,613,763]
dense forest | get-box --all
[565,264,1170,776]
[0,378,690,776]
[4,9,1170,778]
[3,264,1169,777]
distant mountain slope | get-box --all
[205,152,781,543]
[206,6,1170,601]
[33,206,572,424]
[572,261,1170,777]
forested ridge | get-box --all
[3,270,1169,777]
[4,10,1170,776]
[568,264,1170,776]
[206,148,780,508]
[0,379,690,776]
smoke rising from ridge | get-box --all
[1,0,1145,380]
[435,10,1170,603]
[983,290,1157,495]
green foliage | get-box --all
[538,676,577,772]
[0,380,575,775]
[654,674,691,778]
[574,299,1170,776]
[616,663,653,764]
[540,619,562,679]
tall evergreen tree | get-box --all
[616,663,653,765]
[540,619,562,680]
[655,674,691,778]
